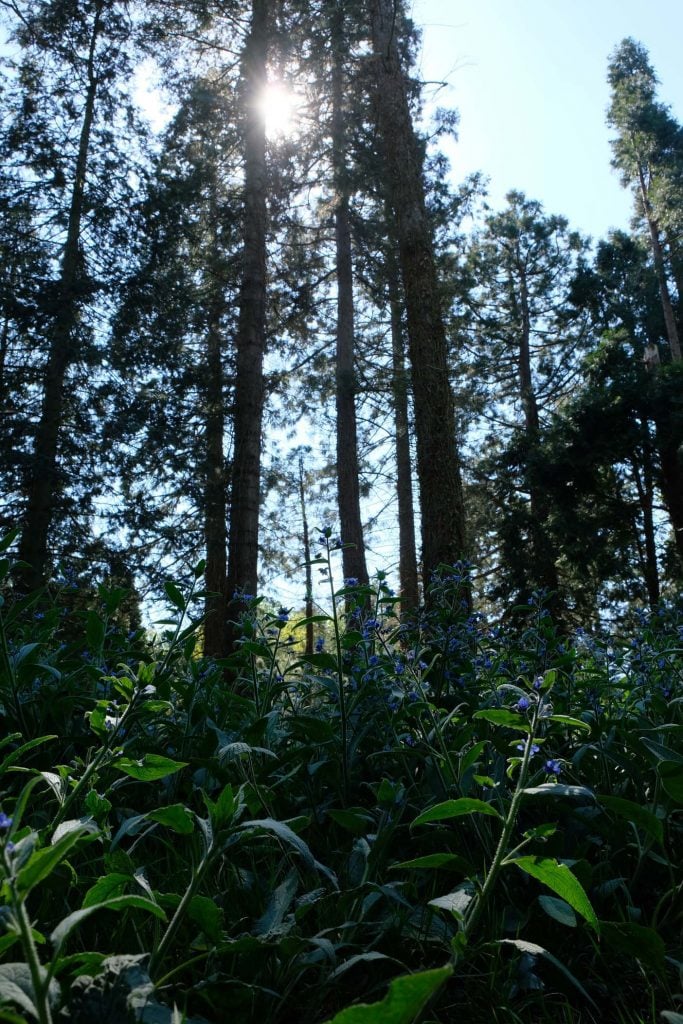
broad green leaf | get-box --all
[86,610,105,651]
[547,715,590,733]
[164,581,186,611]
[412,798,502,828]
[211,783,235,829]
[242,818,315,870]
[390,853,471,873]
[293,614,332,629]
[522,784,595,801]
[255,871,298,937]
[598,795,664,845]
[188,895,223,942]
[328,809,374,835]
[52,817,99,845]
[508,857,599,932]
[639,737,683,766]
[661,1013,683,1023]
[115,754,187,782]
[51,895,166,953]
[17,826,97,896]
[148,804,195,834]
[0,736,57,778]
[497,940,596,1008]
[659,761,683,803]
[428,888,473,919]
[473,709,530,732]
[600,921,665,970]
[328,953,393,981]
[82,873,131,908]
[321,965,452,1023]
[538,895,576,927]
[0,963,60,1018]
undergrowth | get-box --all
[0,530,681,1024]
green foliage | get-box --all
[0,553,681,1023]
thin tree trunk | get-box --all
[18,0,103,587]
[516,265,560,599]
[631,423,660,608]
[370,0,467,589]
[225,0,269,646]
[387,240,419,612]
[332,6,368,586]
[298,454,314,656]
[203,195,228,658]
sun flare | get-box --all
[258,82,300,139]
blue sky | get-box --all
[412,0,683,240]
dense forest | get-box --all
[0,3,681,1023]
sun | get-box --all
[257,81,300,139]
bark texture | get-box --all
[225,0,269,640]
[370,0,467,587]
[332,7,369,587]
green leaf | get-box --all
[241,818,315,870]
[0,963,60,1019]
[497,940,596,1008]
[82,873,131,908]
[639,736,683,765]
[547,714,590,733]
[51,896,166,954]
[328,809,374,835]
[411,798,502,828]
[390,853,471,873]
[148,804,195,834]
[115,754,187,782]
[293,614,332,629]
[428,888,474,919]
[538,895,577,927]
[473,709,530,732]
[508,857,599,932]
[321,966,452,1023]
[659,761,683,803]
[0,736,57,778]
[17,826,96,897]
[661,1013,683,1023]
[211,784,235,829]
[188,895,223,942]
[164,581,186,612]
[522,784,595,800]
[598,795,664,845]
[86,610,105,651]
[601,921,665,970]
[51,817,99,845]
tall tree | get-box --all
[462,192,588,605]
[607,37,683,363]
[369,0,467,588]
[1,0,138,586]
[225,0,269,633]
[330,2,369,586]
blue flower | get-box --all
[516,697,531,712]
[344,577,359,588]
[315,636,325,653]
[517,743,540,755]
[544,759,561,776]
[276,607,290,627]
[0,812,12,831]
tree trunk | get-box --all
[298,454,314,656]
[369,0,467,589]
[516,265,560,599]
[387,240,419,612]
[225,0,269,646]
[332,7,369,587]
[638,165,682,362]
[203,196,228,658]
[631,423,660,608]
[18,0,103,587]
